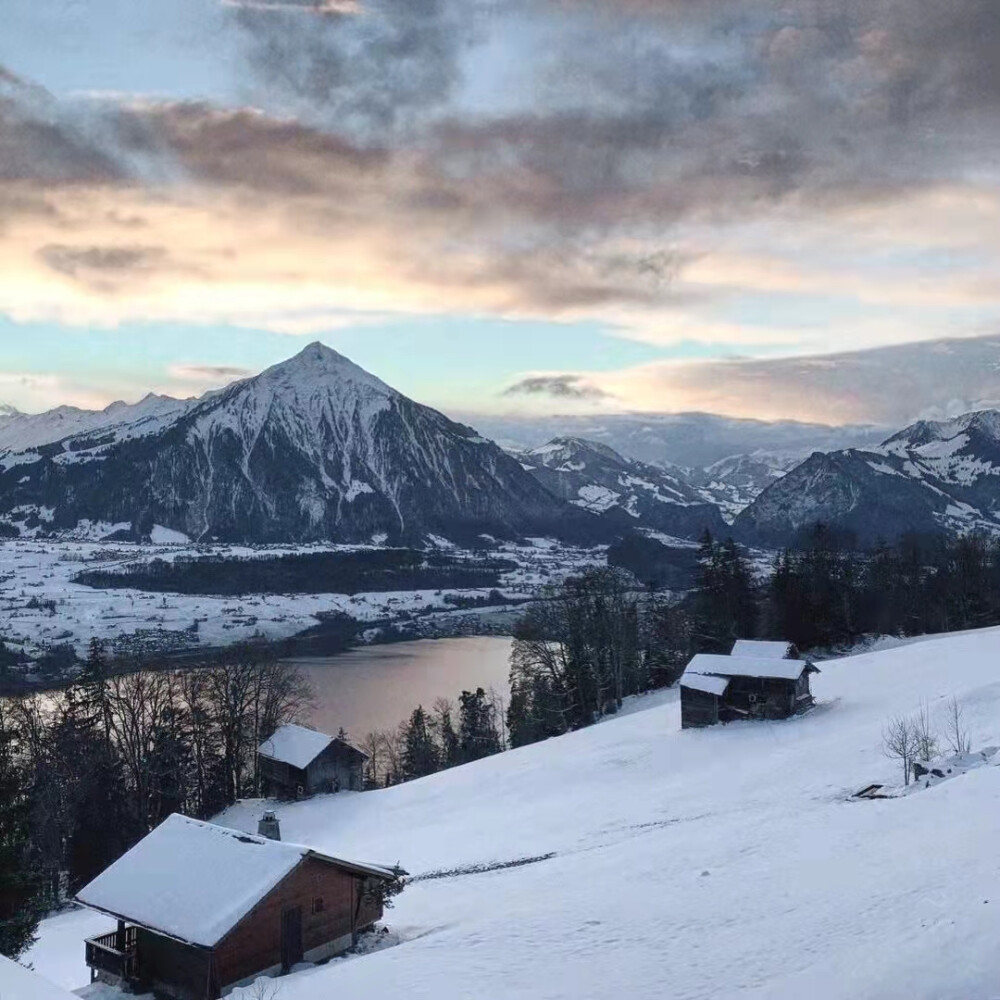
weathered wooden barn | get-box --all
[76,814,403,1000]
[680,652,819,729]
[258,723,367,798]
[729,639,799,660]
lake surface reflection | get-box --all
[287,635,514,738]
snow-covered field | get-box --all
[0,538,603,664]
[31,626,1000,999]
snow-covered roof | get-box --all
[680,673,730,696]
[76,814,397,948]
[683,653,817,683]
[258,723,369,769]
[0,955,77,1000]
[258,723,334,769]
[730,639,796,660]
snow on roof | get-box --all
[76,814,396,948]
[680,673,730,697]
[0,955,77,1000]
[731,639,796,660]
[683,653,816,682]
[258,723,335,769]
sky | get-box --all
[2,0,1000,424]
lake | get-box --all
[287,636,514,738]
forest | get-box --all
[73,548,516,596]
[0,639,311,959]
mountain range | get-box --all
[5,344,1000,550]
[733,410,1000,545]
[0,344,587,545]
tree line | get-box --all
[358,687,507,787]
[0,638,312,959]
[692,525,1000,652]
[74,549,515,596]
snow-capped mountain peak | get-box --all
[255,341,396,398]
[0,345,584,544]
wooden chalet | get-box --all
[258,724,367,798]
[76,813,403,1000]
[680,652,819,729]
[0,954,79,1000]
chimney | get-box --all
[258,810,281,841]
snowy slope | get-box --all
[0,955,77,1000]
[34,628,1000,999]
[519,437,727,539]
[0,345,592,545]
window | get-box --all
[312,897,325,914]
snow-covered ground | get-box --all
[31,626,1000,999]
[0,538,603,663]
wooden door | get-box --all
[281,906,304,971]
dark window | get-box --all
[312,897,324,914]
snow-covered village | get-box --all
[5,2,1000,999]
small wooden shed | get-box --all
[680,652,819,729]
[77,814,403,1000]
[258,724,367,798]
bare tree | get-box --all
[943,696,972,755]
[882,715,918,786]
[912,702,939,763]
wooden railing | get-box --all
[85,926,137,981]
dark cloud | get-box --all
[170,363,254,381]
[503,375,615,401]
[38,244,171,289]
[4,1,1000,319]
[0,68,123,186]
[229,0,468,137]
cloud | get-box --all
[221,0,359,14]
[167,363,254,384]
[569,334,1000,425]
[503,375,615,402]
[2,0,1000,358]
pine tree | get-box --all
[0,704,42,958]
[458,688,502,763]
[400,707,439,780]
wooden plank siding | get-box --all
[680,687,721,728]
[135,930,213,1000]
[213,856,383,993]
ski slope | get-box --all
[34,628,1000,999]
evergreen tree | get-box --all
[400,707,439,780]
[0,705,42,958]
[458,688,502,763]
[432,700,461,769]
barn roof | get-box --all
[258,723,367,769]
[682,653,818,683]
[0,956,78,1000]
[680,673,731,696]
[730,639,796,660]
[76,814,399,949]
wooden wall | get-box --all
[680,687,720,728]
[213,857,383,992]
[136,929,213,1000]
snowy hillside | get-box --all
[33,627,1000,999]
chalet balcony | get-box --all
[85,925,137,982]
